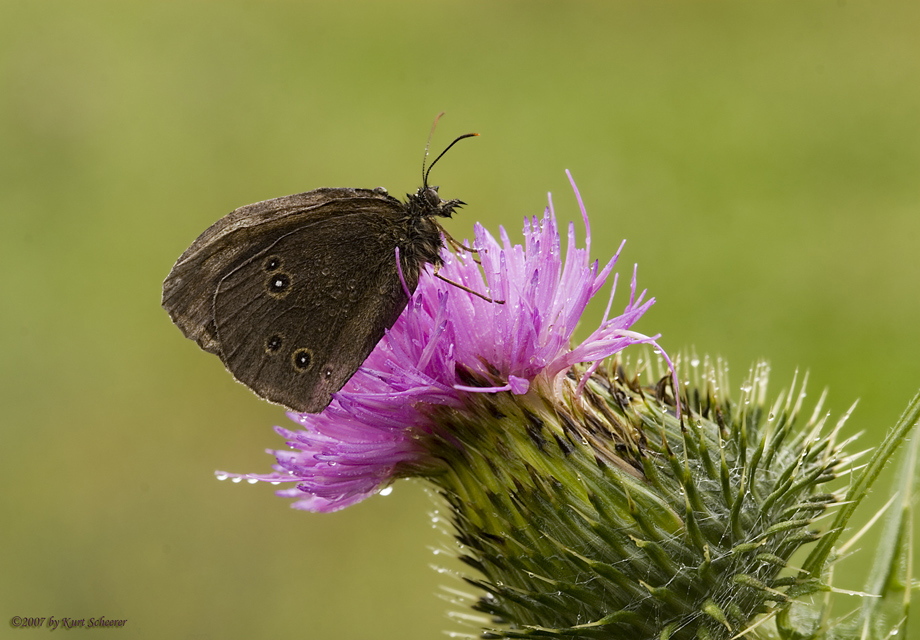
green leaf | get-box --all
[800,390,920,579]
[851,402,920,640]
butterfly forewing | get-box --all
[162,188,402,353]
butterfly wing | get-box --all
[164,188,396,354]
[212,209,420,412]
[162,188,420,412]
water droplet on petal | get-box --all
[379,486,393,496]
[247,478,259,484]
[231,477,242,484]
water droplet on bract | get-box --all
[231,477,242,483]
[247,478,259,484]
[379,486,393,496]
[767,413,775,421]
[740,384,752,393]
[691,358,700,367]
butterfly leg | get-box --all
[433,267,504,304]
[440,229,482,265]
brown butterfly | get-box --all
[162,119,487,413]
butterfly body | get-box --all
[162,184,463,413]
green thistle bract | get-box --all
[434,355,847,640]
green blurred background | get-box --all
[2,1,918,638]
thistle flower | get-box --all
[217,174,919,640]
[219,171,665,512]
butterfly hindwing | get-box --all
[212,207,421,412]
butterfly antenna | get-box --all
[422,112,447,187]
[424,133,479,187]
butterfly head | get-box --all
[408,185,465,219]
